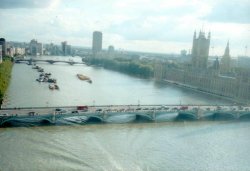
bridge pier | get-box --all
[52,112,56,123]
[28,59,33,65]
[152,111,156,121]
[196,108,204,120]
[102,112,108,121]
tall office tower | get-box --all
[61,41,67,56]
[0,38,6,57]
[29,39,38,56]
[92,31,102,55]
[191,30,211,68]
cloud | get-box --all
[0,0,249,56]
[0,0,59,9]
[204,0,250,24]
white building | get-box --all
[14,47,25,55]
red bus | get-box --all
[77,106,88,110]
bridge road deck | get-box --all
[0,105,249,117]
[14,58,85,65]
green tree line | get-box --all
[86,58,154,78]
[0,57,13,105]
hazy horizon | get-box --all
[0,0,249,56]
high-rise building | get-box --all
[29,39,43,56]
[191,30,211,68]
[29,39,38,56]
[61,41,67,56]
[0,38,6,57]
[61,41,71,56]
[92,31,102,55]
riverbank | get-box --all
[0,58,13,106]
[163,79,244,105]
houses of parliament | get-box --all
[155,30,250,104]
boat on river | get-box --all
[49,84,59,90]
[77,74,92,83]
[49,84,55,90]
[54,84,59,90]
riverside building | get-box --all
[191,31,210,69]
[154,30,250,103]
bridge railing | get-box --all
[1,104,249,112]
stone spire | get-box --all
[224,40,230,57]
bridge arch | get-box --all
[104,113,136,123]
[155,112,179,122]
[86,116,103,123]
[0,117,53,126]
[135,113,154,121]
[0,117,21,126]
[177,112,198,121]
[40,119,53,124]
[212,112,236,120]
[239,113,250,120]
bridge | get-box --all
[15,58,85,65]
[0,105,250,126]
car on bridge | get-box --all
[55,108,67,114]
[180,106,188,110]
[95,109,102,112]
[163,106,170,110]
[28,112,37,116]
[172,107,179,111]
[77,106,88,110]
[0,113,8,117]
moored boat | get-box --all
[54,84,59,90]
[49,84,55,90]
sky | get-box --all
[0,0,249,56]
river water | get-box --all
[0,56,249,171]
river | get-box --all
[0,56,249,171]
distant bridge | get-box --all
[0,105,250,126]
[15,58,85,65]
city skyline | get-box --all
[0,0,249,56]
